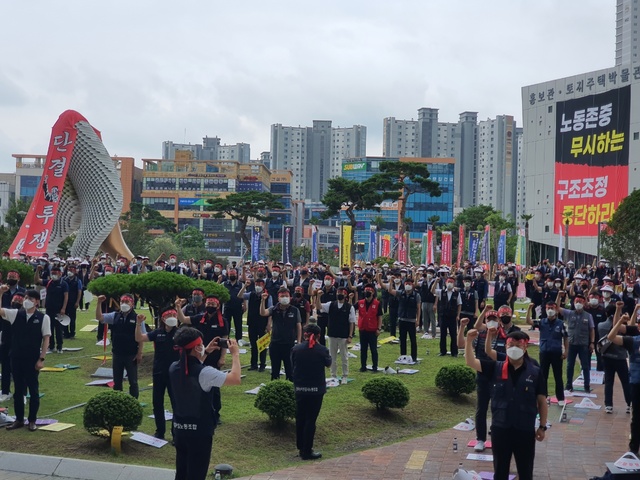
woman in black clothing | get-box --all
[291,323,331,460]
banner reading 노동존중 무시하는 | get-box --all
[555,85,630,236]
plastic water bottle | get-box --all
[453,437,458,453]
[214,473,221,480]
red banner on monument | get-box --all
[10,110,93,256]
[554,86,630,236]
[441,231,452,266]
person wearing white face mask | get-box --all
[135,309,179,440]
[0,288,50,432]
[260,289,302,381]
[169,326,241,480]
[526,301,568,407]
[436,277,461,357]
[389,279,421,362]
[96,294,144,398]
[558,292,595,393]
[239,278,272,371]
[465,328,547,480]
[42,266,68,354]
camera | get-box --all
[217,338,229,349]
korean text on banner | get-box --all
[427,229,434,264]
[515,228,526,267]
[397,232,407,263]
[457,224,465,267]
[497,230,507,265]
[369,227,377,262]
[340,225,352,267]
[10,110,88,256]
[468,231,481,263]
[441,231,452,265]
[381,234,391,257]
[480,225,490,264]
[282,225,293,264]
[251,226,261,262]
[554,85,630,236]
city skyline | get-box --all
[0,1,614,171]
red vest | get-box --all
[358,299,380,332]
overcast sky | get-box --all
[0,0,615,170]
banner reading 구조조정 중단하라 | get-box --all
[555,85,630,236]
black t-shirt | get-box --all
[269,305,301,344]
[146,327,179,371]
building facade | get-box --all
[162,137,250,163]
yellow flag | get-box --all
[341,225,352,267]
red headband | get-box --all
[120,295,134,303]
[174,337,203,375]
[162,309,177,319]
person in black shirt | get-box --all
[291,323,331,460]
[465,329,547,480]
[63,265,82,339]
[261,289,302,381]
[39,266,68,353]
[135,309,179,440]
[0,271,26,403]
[239,278,272,371]
[223,269,244,341]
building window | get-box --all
[548,105,553,113]
[545,225,549,233]
[634,132,639,140]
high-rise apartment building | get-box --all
[382,117,419,157]
[476,115,519,219]
[452,112,479,210]
[616,0,640,66]
[162,137,250,163]
[270,121,366,202]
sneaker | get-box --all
[584,387,592,393]
[558,400,565,407]
[474,440,485,452]
[627,405,632,414]
[258,366,265,372]
[605,406,613,414]
[248,366,258,371]
[340,377,348,385]
[0,393,12,403]
[359,367,367,372]
[57,349,62,354]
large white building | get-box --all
[162,137,251,163]
[270,121,366,202]
[521,0,640,257]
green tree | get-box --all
[0,199,32,254]
[370,215,386,232]
[120,202,177,256]
[367,161,441,255]
[205,191,283,253]
[601,189,640,265]
[147,236,179,263]
[267,244,282,262]
[321,177,383,261]
[173,226,208,259]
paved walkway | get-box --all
[0,330,632,480]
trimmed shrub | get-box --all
[435,364,476,396]
[87,274,136,298]
[83,390,143,438]
[132,271,194,311]
[254,380,296,424]
[0,259,35,286]
[361,376,410,410]
[191,279,231,303]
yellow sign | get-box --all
[111,425,123,454]
[257,332,271,353]
[340,225,352,267]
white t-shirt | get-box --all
[2,308,51,337]
[198,365,228,392]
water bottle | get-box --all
[546,396,550,406]
[453,437,458,453]
[214,473,221,480]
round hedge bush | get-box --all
[361,376,410,410]
[435,364,476,396]
[83,390,144,438]
[254,380,295,424]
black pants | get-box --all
[112,353,139,398]
[225,307,244,341]
[604,357,631,408]
[174,433,213,480]
[11,354,40,423]
[381,295,389,314]
[152,369,174,437]
[491,425,536,480]
[439,315,458,355]
[316,316,327,346]
[630,383,640,453]
[269,343,293,380]
[399,320,417,361]
[539,351,565,401]
[475,373,491,442]
[63,307,78,338]
[0,342,11,395]
[359,330,378,370]
[248,321,267,368]
[46,311,63,351]
[296,394,324,454]
[388,306,398,337]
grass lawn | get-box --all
[0,303,539,477]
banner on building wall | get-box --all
[441,231,452,266]
[11,111,85,256]
[311,226,318,263]
[381,234,391,258]
[497,230,507,265]
[515,228,526,267]
[282,225,293,264]
[340,224,352,267]
[554,85,630,236]
[369,227,377,262]
[457,224,465,267]
[480,225,490,264]
[427,228,435,264]
[251,226,261,262]
[468,231,481,262]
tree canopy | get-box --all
[601,189,640,265]
[206,191,283,252]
